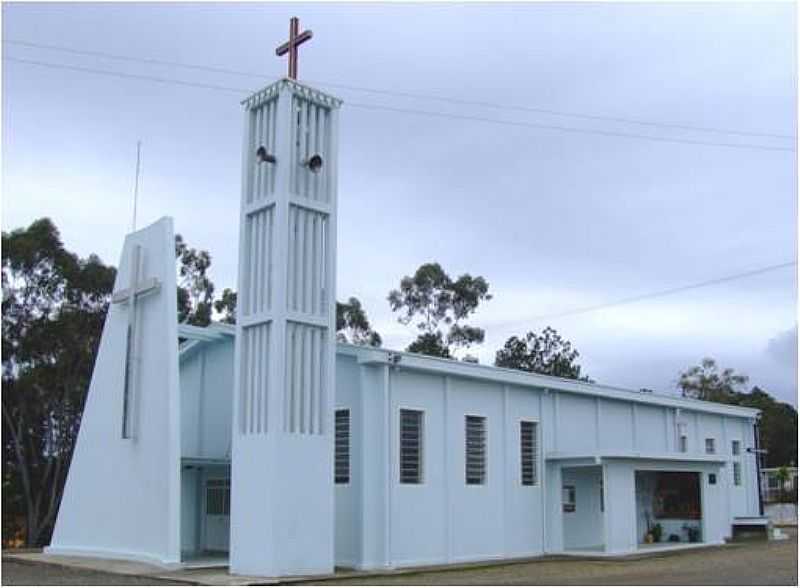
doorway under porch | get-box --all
[561,465,605,552]
[636,470,703,547]
[180,458,231,566]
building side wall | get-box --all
[334,355,362,567]
[337,364,547,569]
[180,341,234,459]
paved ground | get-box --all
[2,560,187,586]
[3,531,796,585]
[310,532,798,586]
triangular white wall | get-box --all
[47,217,181,566]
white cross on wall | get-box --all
[111,244,160,439]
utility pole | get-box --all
[132,140,142,232]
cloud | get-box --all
[767,325,798,368]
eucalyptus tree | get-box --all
[336,297,382,347]
[388,262,492,358]
[495,326,589,380]
[2,218,116,546]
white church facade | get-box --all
[46,37,763,578]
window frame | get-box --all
[399,407,425,485]
[464,414,488,486]
[733,462,742,486]
[520,419,539,487]
[334,407,351,485]
[705,438,716,454]
[679,435,688,453]
[731,440,741,456]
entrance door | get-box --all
[204,478,230,552]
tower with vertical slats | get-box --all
[230,78,341,577]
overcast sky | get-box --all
[3,2,797,405]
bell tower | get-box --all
[230,18,341,577]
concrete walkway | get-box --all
[3,531,796,586]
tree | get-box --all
[388,262,491,358]
[207,288,383,347]
[213,288,237,325]
[494,326,589,380]
[2,218,116,546]
[336,297,382,347]
[677,358,748,403]
[175,234,214,327]
[677,359,797,469]
[733,386,797,469]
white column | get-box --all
[230,79,341,577]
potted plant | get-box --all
[651,523,663,543]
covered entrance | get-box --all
[636,470,703,546]
[180,458,231,564]
[561,465,605,552]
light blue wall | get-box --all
[334,355,361,567]
[177,338,762,569]
[180,340,234,459]
[562,466,604,549]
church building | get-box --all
[46,19,764,579]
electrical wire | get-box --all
[4,56,795,153]
[4,38,795,141]
[512,261,797,323]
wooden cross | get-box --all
[111,244,160,439]
[275,17,313,80]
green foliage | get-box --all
[2,218,116,547]
[495,326,589,380]
[651,523,663,542]
[407,331,451,358]
[678,358,748,403]
[213,288,237,325]
[175,234,214,327]
[679,359,797,468]
[336,297,382,347]
[388,262,491,358]
[734,386,797,468]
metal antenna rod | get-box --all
[132,140,142,232]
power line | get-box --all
[345,102,796,153]
[512,261,797,324]
[4,56,795,154]
[4,56,251,93]
[4,38,795,141]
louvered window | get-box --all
[733,462,742,486]
[335,409,350,484]
[465,415,487,485]
[520,420,538,486]
[705,438,716,454]
[732,440,741,456]
[206,479,230,516]
[400,409,423,484]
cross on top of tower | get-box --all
[275,17,313,80]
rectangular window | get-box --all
[400,409,423,484]
[562,485,576,512]
[705,438,716,454]
[732,440,741,456]
[709,473,717,485]
[205,479,230,516]
[520,420,538,486]
[465,415,487,485]
[733,462,742,486]
[335,409,350,484]
[679,435,688,453]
